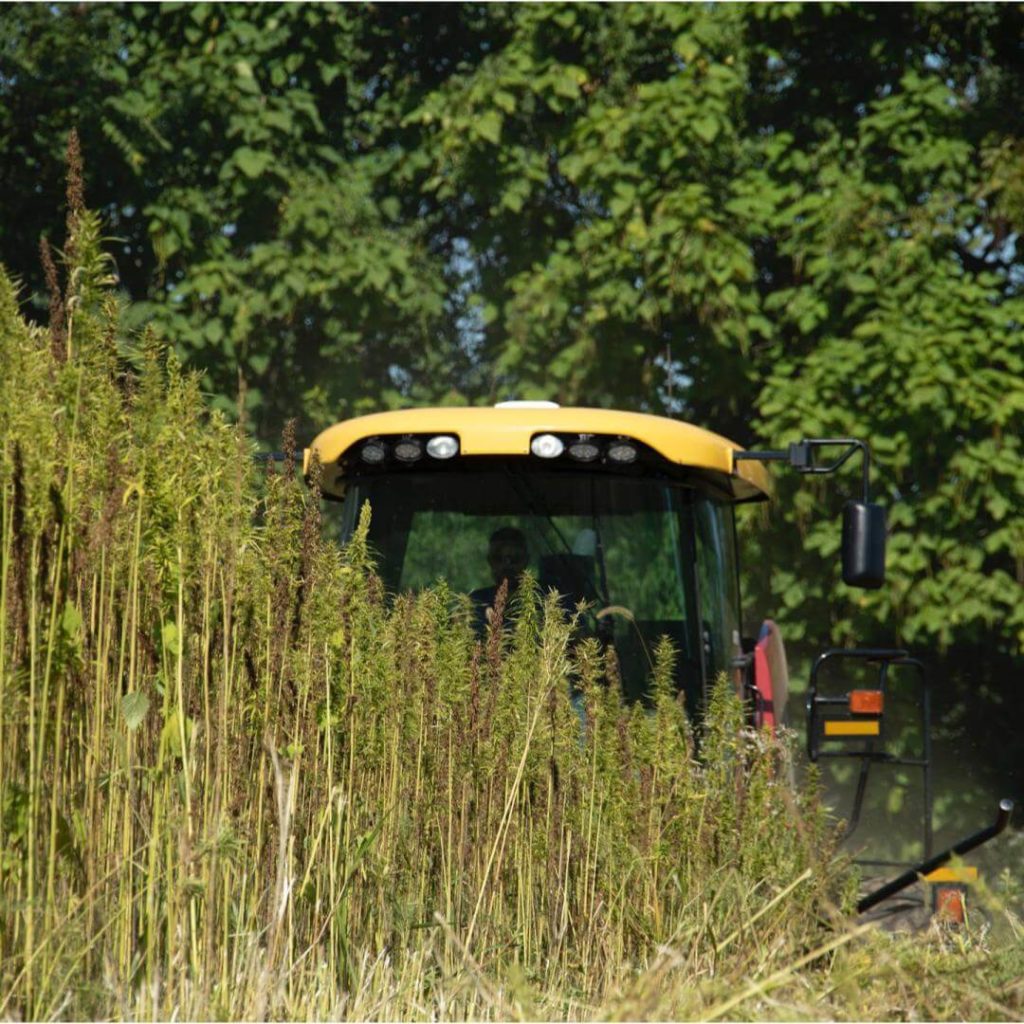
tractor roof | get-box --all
[305,406,771,501]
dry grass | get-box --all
[0,187,1021,1022]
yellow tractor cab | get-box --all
[306,401,772,717]
[303,400,1012,917]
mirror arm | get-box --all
[735,439,872,503]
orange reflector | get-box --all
[934,886,966,924]
[849,689,884,715]
[924,866,978,884]
[823,720,881,737]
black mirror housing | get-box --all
[842,501,886,588]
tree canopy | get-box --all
[2,2,1024,677]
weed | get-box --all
[0,181,1020,1022]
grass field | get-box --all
[0,189,1022,1021]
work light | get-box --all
[394,437,423,463]
[568,435,601,462]
[426,435,459,459]
[531,433,564,458]
[607,440,638,464]
[360,439,387,464]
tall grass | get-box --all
[1,167,1021,1020]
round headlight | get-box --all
[531,433,565,459]
[394,438,423,463]
[426,435,459,460]
[607,441,638,464]
[568,438,601,462]
[360,440,387,464]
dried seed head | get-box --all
[64,129,85,275]
[8,443,29,664]
[485,578,508,671]
[281,419,297,481]
[66,128,85,226]
[236,368,248,430]
[39,236,67,363]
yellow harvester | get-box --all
[303,401,1011,918]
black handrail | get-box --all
[857,799,1014,913]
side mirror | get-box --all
[842,501,886,589]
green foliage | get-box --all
[741,32,1024,657]
[0,4,464,435]
[403,4,763,425]
[2,3,1023,805]
[390,4,1024,665]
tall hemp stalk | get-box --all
[0,137,1021,1021]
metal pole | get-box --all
[857,799,1014,913]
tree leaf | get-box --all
[692,116,719,143]
[476,110,503,145]
[234,147,273,179]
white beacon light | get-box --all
[495,400,560,409]
[426,435,459,459]
[531,433,564,459]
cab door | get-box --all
[694,499,742,698]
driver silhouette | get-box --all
[470,526,529,632]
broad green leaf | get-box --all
[162,622,181,657]
[234,147,273,179]
[61,603,83,645]
[692,116,719,143]
[476,110,503,145]
[847,273,876,294]
[121,691,151,732]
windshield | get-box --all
[339,464,736,709]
